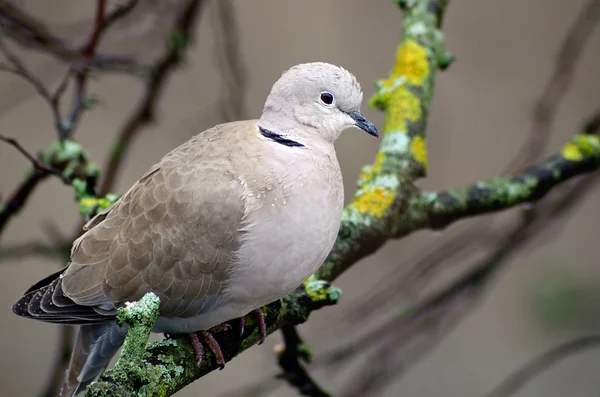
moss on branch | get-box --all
[85,282,340,396]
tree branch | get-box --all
[316,0,451,283]
[0,1,143,75]
[483,335,600,397]
[85,280,341,396]
[402,129,600,233]
[98,0,205,196]
[504,0,600,172]
[0,134,67,181]
[0,139,101,239]
[334,172,599,396]
[275,325,330,397]
[5,0,598,395]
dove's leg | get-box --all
[188,330,226,369]
[239,308,267,344]
[187,309,267,368]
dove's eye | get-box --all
[319,92,335,106]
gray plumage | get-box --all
[12,62,378,396]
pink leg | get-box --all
[187,330,226,369]
[251,308,267,345]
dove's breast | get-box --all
[224,146,344,309]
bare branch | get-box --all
[64,0,109,139]
[483,335,600,397]
[0,1,143,74]
[0,37,65,133]
[505,0,600,172]
[275,325,330,397]
[211,0,248,122]
[98,0,206,196]
[0,240,64,262]
[0,134,67,181]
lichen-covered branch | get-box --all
[401,131,600,233]
[85,279,340,396]
[317,0,451,282]
[0,139,104,238]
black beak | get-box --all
[349,111,379,138]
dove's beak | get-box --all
[349,111,379,138]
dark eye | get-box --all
[319,92,334,105]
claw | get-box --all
[187,330,226,369]
[251,308,267,345]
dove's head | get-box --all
[259,62,378,145]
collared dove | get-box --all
[12,62,378,396]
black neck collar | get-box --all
[258,126,305,148]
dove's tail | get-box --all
[12,268,125,396]
[62,323,126,397]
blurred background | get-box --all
[1,0,600,396]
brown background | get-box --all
[1,0,600,396]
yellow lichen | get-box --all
[391,39,429,86]
[372,151,385,173]
[351,187,395,217]
[561,135,600,162]
[358,152,386,184]
[410,136,428,169]
[385,86,421,133]
[561,143,583,162]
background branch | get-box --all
[483,335,600,397]
[505,0,600,172]
[0,1,143,74]
[275,325,330,397]
[98,0,206,196]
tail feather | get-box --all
[62,323,127,397]
[13,269,124,395]
[12,268,116,324]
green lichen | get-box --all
[87,293,166,396]
[303,275,342,304]
[79,194,120,217]
[117,292,160,327]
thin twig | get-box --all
[483,335,600,397]
[0,37,65,133]
[0,135,67,181]
[211,0,247,122]
[504,0,600,172]
[65,0,108,139]
[0,240,65,262]
[98,0,206,196]
[0,1,143,74]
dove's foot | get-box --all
[239,308,267,344]
[188,330,226,369]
